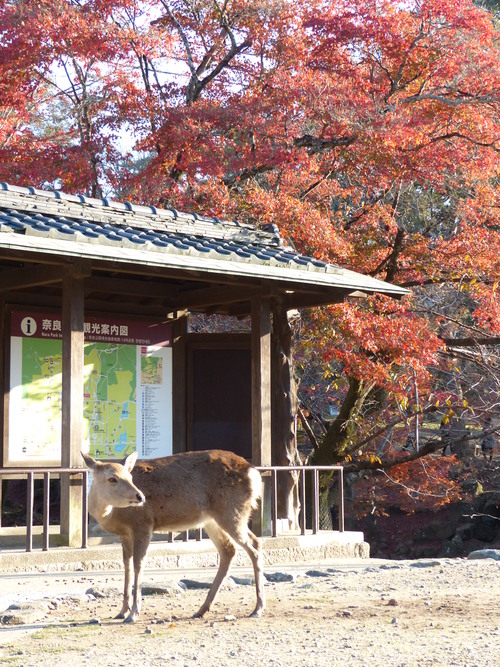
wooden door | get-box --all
[187,336,252,459]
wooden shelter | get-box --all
[0,183,408,543]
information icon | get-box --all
[20,316,37,337]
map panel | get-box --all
[84,343,137,460]
[7,310,172,466]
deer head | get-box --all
[82,452,146,512]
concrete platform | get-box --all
[0,531,369,573]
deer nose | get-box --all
[137,492,145,503]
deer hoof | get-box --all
[193,608,207,619]
[123,614,137,624]
[250,607,264,618]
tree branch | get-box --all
[440,336,500,347]
[402,131,500,153]
[294,133,357,154]
[297,404,320,453]
[343,437,442,474]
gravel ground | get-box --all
[1,556,499,667]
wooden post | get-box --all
[251,298,272,535]
[272,301,302,528]
[172,314,188,454]
[60,267,85,547]
[0,297,4,525]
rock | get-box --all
[142,585,183,596]
[228,576,254,586]
[0,601,49,625]
[440,539,465,558]
[179,579,212,590]
[455,523,475,540]
[462,478,483,495]
[409,560,441,568]
[467,549,500,560]
[414,545,442,558]
[305,570,330,578]
[264,572,296,583]
[85,586,117,599]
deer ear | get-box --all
[81,451,97,470]
[123,451,138,473]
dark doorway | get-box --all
[188,336,251,459]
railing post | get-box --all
[26,472,34,552]
[271,469,278,538]
[299,469,306,536]
[43,472,50,551]
[338,467,345,532]
[81,470,88,548]
[312,469,320,534]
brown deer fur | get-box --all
[82,449,265,623]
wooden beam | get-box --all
[183,284,272,310]
[84,298,177,318]
[85,275,183,300]
[283,290,346,309]
[60,267,85,547]
[0,265,67,292]
[87,277,273,311]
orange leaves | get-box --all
[301,296,443,398]
[374,455,462,513]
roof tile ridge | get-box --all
[0,181,282,245]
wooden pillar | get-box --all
[251,298,272,535]
[272,301,302,528]
[172,314,188,454]
[0,298,4,525]
[60,268,85,546]
[251,298,272,465]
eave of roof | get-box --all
[0,183,410,300]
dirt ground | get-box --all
[1,557,499,667]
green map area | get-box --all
[21,338,137,459]
[141,355,162,385]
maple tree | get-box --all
[1,0,500,513]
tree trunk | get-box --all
[311,377,367,465]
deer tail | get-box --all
[248,466,263,509]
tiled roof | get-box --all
[0,183,409,298]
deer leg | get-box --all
[116,535,133,619]
[245,529,265,617]
[222,524,265,618]
[124,529,152,624]
[194,522,236,618]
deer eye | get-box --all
[108,477,118,484]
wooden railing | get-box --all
[0,465,343,552]
[0,467,88,552]
[257,465,344,536]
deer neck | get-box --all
[88,484,115,525]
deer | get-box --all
[81,449,265,623]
